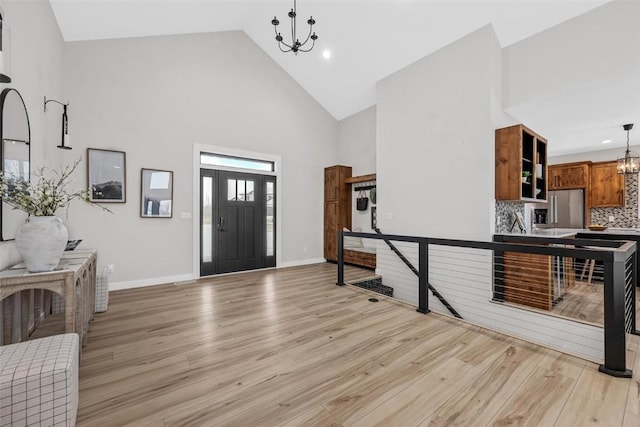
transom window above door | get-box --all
[201,152,274,172]
[227,179,255,202]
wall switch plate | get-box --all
[609,215,615,222]
[180,212,192,220]
[107,264,115,273]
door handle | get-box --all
[218,216,225,231]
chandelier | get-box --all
[617,124,638,175]
[271,0,317,54]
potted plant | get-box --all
[0,159,110,272]
[522,171,531,183]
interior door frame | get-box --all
[193,143,282,278]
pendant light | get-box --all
[617,124,637,175]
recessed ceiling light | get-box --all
[322,50,331,60]
[601,139,612,144]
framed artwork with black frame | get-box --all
[87,148,126,202]
[140,168,173,218]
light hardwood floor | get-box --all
[77,263,640,426]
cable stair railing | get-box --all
[336,229,638,377]
[373,228,463,319]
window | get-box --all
[227,179,255,202]
[201,153,274,172]
[202,176,213,263]
[266,181,275,256]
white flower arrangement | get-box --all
[0,159,111,216]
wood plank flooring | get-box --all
[77,263,640,426]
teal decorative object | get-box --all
[370,187,377,204]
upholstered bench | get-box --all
[0,333,79,426]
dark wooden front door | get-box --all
[200,169,275,276]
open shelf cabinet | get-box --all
[496,124,548,202]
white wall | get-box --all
[375,24,603,362]
[0,0,64,269]
[503,0,640,111]
[337,105,377,234]
[502,0,640,156]
[62,31,338,286]
[377,25,498,242]
[337,106,376,177]
[376,25,500,305]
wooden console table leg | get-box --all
[64,276,75,335]
[44,290,51,315]
[37,289,45,325]
[27,289,35,335]
[0,298,4,345]
[12,292,22,343]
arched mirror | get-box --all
[1,88,30,240]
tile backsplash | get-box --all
[591,174,639,227]
[496,175,639,232]
[495,201,525,233]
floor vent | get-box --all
[349,277,393,297]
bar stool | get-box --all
[580,258,596,285]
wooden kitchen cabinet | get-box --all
[548,162,590,190]
[590,161,625,207]
[324,165,352,260]
[495,124,548,202]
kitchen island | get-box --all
[494,231,579,310]
[494,229,638,317]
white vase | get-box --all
[15,216,68,272]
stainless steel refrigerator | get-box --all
[530,189,584,304]
[533,189,584,228]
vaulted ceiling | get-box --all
[49,0,639,155]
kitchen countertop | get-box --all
[497,227,640,239]
[578,228,640,235]
[497,228,580,239]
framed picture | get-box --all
[87,148,126,202]
[140,168,173,218]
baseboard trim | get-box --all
[110,273,197,291]
[278,258,326,268]
[109,259,326,291]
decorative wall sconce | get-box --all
[44,96,71,150]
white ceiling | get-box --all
[49,0,638,155]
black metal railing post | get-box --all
[599,253,632,377]
[336,230,345,286]
[491,235,505,302]
[632,254,639,335]
[417,239,430,314]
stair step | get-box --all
[345,274,382,285]
[347,276,393,297]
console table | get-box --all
[0,250,97,346]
